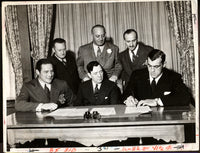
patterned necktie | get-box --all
[97,47,101,58]
[151,78,156,93]
[132,51,137,62]
[94,84,99,100]
[44,84,50,101]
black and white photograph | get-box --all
[2,0,199,152]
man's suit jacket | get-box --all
[75,79,121,106]
[48,52,80,94]
[77,42,122,79]
[15,78,75,112]
[119,42,153,86]
[123,68,191,106]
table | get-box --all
[6,105,195,148]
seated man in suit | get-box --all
[76,24,122,83]
[120,29,153,88]
[15,58,75,112]
[75,61,121,106]
[123,49,191,107]
[48,38,80,94]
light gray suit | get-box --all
[77,42,122,79]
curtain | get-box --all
[54,2,176,70]
[166,1,195,96]
[27,4,54,73]
[5,6,23,96]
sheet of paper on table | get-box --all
[125,106,152,114]
[90,107,116,115]
[47,108,89,117]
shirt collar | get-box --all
[129,44,139,56]
[38,78,51,90]
[93,43,104,52]
[149,73,163,84]
[92,80,101,91]
[55,54,66,62]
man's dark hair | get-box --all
[123,29,138,40]
[52,38,66,48]
[148,49,166,64]
[87,61,102,73]
[36,58,53,72]
[91,24,106,34]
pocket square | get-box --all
[164,91,171,95]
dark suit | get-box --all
[48,52,80,94]
[123,68,191,106]
[119,43,153,87]
[77,42,122,79]
[15,78,75,112]
[75,79,121,106]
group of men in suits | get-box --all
[16,24,192,112]
[15,24,193,147]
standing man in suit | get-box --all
[48,38,80,94]
[77,24,122,83]
[123,49,191,107]
[15,58,75,112]
[120,29,153,88]
[75,61,121,106]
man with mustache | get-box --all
[120,29,153,88]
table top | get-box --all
[7,105,195,129]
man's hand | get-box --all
[124,96,138,107]
[109,75,118,82]
[137,99,157,107]
[58,94,66,104]
[83,76,90,82]
[41,103,58,111]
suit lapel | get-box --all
[143,70,153,95]
[89,43,97,60]
[88,80,97,102]
[155,69,167,91]
[51,80,60,102]
[34,79,50,102]
[100,43,110,66]
[124,49,134,71]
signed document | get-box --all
[125,106,152,114]
[47,108,89,117]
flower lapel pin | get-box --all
[107,49,112,54]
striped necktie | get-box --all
[132,51,137,62]
[97,47,101,58]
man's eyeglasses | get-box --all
[147,64,162,69]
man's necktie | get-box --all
[97,47,101,58]
[151,78,156,93]
[44,84,50,101]
[132,51,137,62]
[62,59,67,66]
[94,84,99,100]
